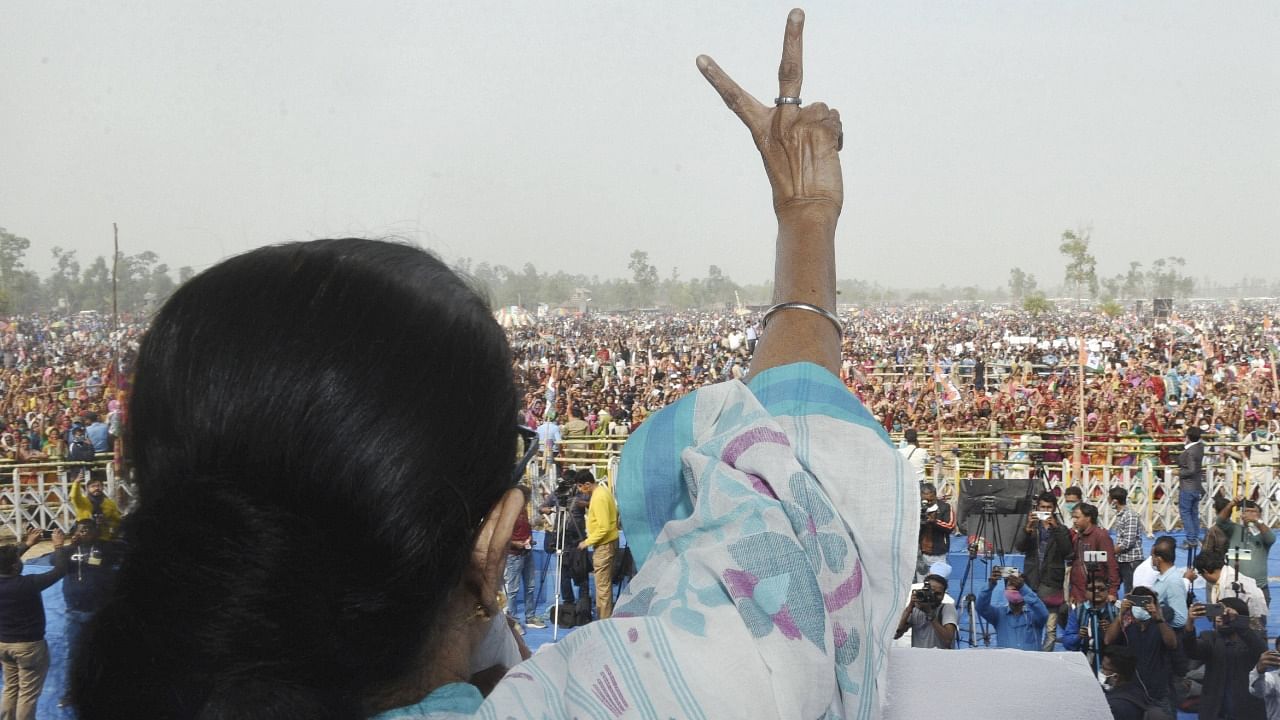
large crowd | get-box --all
[0,313,142,468]
[1,298,1278,719]
[510,300,1280,469]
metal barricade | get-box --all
[0,459,124,540]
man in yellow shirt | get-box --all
[576,470,619,620]
[71,475,123,541]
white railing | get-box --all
[930,457,1280,536]
[0,459,131,539]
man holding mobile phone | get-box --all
[976,567,1047,651]
[1205,497,1274,606]
[1015,491,1071,650]
[1103,586,1177,717]
[1185,597,1266,719]
[1249,638,1280,719]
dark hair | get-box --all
[1076,502,1098,524]
[1242,499,1261,511]
[1194,551,1226,573]
[904,428,918,444]
[1107,487,1127,505]
[1213,496,1233,514]
[1035,491,1057,507]
[1152,536,1176,564]
[0,545,21,575]
[920,483,936,494]
[1102,645,1137,680]
[1187,426,1202,442]
[1064,486,1083,500]
[923,574,949,591]
[71,240,518,719]
[1221,596,1249,616]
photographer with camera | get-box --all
[1063,577,1118,663]
[1069,502,1120,604]
[977,566,1048,651]
[1185,597,1267,719]
[1016,491,1072,650]
[538,470,592,621]
[894,573,957,649]
[916,483,954,582]
[1103,586,1178,717]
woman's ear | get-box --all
[468,488,526,612]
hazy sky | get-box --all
[3,2,1277,288]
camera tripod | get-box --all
[955,496,1007,648]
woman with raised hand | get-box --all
[71,9,911,719]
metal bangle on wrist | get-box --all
[761,301,842,337]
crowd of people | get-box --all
[0,313,141,470]
[511,301,1280,497]
[508,300,1280,719]
[893,426,1280,718]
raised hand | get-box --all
[696,9,843,218]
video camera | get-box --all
[552,476,578,505]
[920,502,939,523]
[913,586,942,606]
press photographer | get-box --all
[1063,577,1117,663]
[894,573,957,649]
[917,483,955,581]
[538,470,592,623]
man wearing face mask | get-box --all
[1185,597,1267,719]
[1062,486,1083,518]
[1100,646,1166,720]
[1104,586,1178,717]
[976,567,1048,651]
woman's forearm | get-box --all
[749,208,840,378]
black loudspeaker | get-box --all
[955,477,1041,555]
[1153,298,1172,320]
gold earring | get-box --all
[467,602,492,623]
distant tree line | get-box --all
[3,224,1275,316]
[0,226,192,316]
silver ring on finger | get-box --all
[774,96,802,106]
